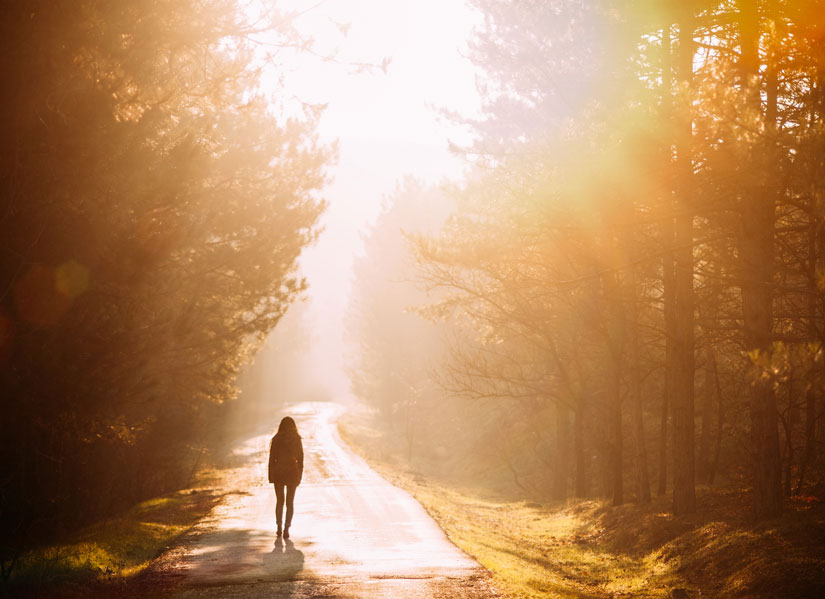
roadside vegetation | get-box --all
[346,5,825,596]
[348,0,825,529]
[2,468,224,596]
[341,419,825,599]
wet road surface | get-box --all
[165,402,498,598]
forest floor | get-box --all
[339,418,825,599]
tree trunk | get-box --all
[797,208,823,493]
[629,305,651,503]
[698,346,716,482]
[739,0,782,519]
[658,23,674,498]
[552,401,570,500]
[699,268,722,484]
[782,378,798,497]
[796,385,817,494]
[708,348,724,485]
[671,11,696,516]
[550,340,587,498]
[574,402,588,497]
[602,269,625,507]
[405,397,416,465]
[608,369,624,506]
[657,376,669,495]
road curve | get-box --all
[166,401,498,599]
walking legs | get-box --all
[285,485,297,528]
[274,483,297,537]
[274,483,285,535]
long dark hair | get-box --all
[275,416,300,439]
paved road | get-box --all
[164,401,497,598]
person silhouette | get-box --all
[268,416,304,539]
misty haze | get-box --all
[1,1,824,599]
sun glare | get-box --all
[248,0,483,399]
[4,1,824,596]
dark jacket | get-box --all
[268,433,303,486]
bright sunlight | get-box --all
[2,2,823,598]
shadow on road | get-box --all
[179,527,306,582]
[170,529,310,599]
[264,537,305,580]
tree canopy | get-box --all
[352,0,825,520]
[0,0,331,563]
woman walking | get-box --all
[268,416,304,539]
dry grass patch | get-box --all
[340,421,825,599]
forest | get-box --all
[1,0,824,596]
[0,0,330,577]
[350,0,825,518]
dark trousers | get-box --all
[274,483,297,528]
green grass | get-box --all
[6,481,221,590]
[340,421,825,599]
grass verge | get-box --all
[340,420,825,599]
[3,472,223,597]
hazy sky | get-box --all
[263,0,481,398]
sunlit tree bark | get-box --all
[658,23,675,498]
[671,8,697,516]
[629,291,651,503]
[738,0,782,519]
